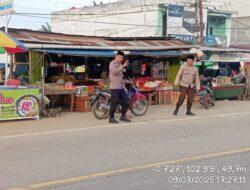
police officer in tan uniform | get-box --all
[174,55,200,116]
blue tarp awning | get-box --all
[0,63,5,69]
[130,50,182,57]
[35,49,184,58]
[35,49,116,57]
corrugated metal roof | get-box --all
[3,28,192,51]
[130,50,182,57]
[230,45,250,50]
[200,46,250,53]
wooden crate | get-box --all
[156,90,172,105]
[170,91,200,105]
[73,96,91,112]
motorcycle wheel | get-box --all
[131,98,148,116]
[92,100,109,120]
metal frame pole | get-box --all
[5,13,9,82]
[198,0,204,45]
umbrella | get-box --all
[0,31,28,82]
[0,30,28,54]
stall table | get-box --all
[139,88,156,105]
[213,84,246,100]
[44,88,77,112]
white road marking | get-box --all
[0,111,250,140]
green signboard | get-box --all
[0,88,40,121]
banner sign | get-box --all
[167,4,207,43]
[168,34,195,43]
[0,0,14,15]
[209,52,250,62]
[168,4,184,17]
[0,88,40,120]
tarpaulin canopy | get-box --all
[0,30,28,54]
[129,50,183,57]
[0,63,5,69]
[35,49,116,57]
[35,49,186,58]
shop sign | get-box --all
[168,34,194,43]
[205,35,217,46]
[0,0,14,15]
[167,4,207,44]
[0,93,14,104]
[168,4,184,17]
[209,52,250,62]
[0,88,40,120]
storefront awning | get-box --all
[0,63,5,69]
[35,49,116,57]
[129,50,182,57]
[35,49,185,58]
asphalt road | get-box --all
[0,101,249,190]
[52,153,249,190]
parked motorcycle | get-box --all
[199,78,215,109]
[91,80,148,120]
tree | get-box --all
[40,23,52,32]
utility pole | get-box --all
[194,0,199,45]
[5,13,9,82]
[198,0,204,45]
[5,14,8,33]
[143,0,146,36]
[1,0,13,82]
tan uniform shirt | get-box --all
[109,60,124,89]
[174,64,200,90]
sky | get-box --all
[0,0,117,30]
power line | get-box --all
[107,20,157,37]
[231,18,250,28]
[14,13,250,30]
[13,11,159,22]
[13,8,159,16]
[14,14,159,27]
[15,6,55,12]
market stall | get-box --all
[3,29,196,113]
[0,31,40,121]
[213,83,245,100]
[203,51,249,100]
[30,51,113,113]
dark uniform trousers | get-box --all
[110,89,129,119]
[176,85,195,112]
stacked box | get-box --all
[222,77,233,85]
[73,96,91,112]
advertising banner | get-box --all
[0,88,40,121]
[0,0,14,15]
[167,4,207,43]
[209,52,250,63]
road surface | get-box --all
[0,101,249,190]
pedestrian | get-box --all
[173,55,200,116]
[109,50,131,124]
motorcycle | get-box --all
[91,80,148,120]
[199,78,215,109]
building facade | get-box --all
[52,0,232,46]
[215,0,250,46]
